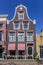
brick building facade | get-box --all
[0,5,36,59]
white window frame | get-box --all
[9,32,16,42]
[13,22,20,30]
[18,32,25,42]
[22,22,29,30]
[26,32,33,42]
[18,13,24,20]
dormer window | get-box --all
[13,22,20,30]
[18,13,24,20]
[22,22,29,30]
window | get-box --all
[9,50,16,55]
[0,24,3,28]
[22,22,29,30]
[14,22,20,30]
[28,47,32,55]
[18,32,24,42]
[9,32,16,42]
[40,46,43,58]
[18,13,24,19]
[0,32,3,41]
[18,51,25,55]
[26,32,33,41]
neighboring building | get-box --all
[36,30,43,60]
[0,15,8,58]
[0,5,36,59]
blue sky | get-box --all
[0,0,43,34]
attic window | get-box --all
[18,13,24,20]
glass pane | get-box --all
[27,36,33,41]
[27,32,33,36]
[18,13,24,19]
[0,32,2,41]
[23,22,28,29]
[18,36,24,42]
[0,24,3,28]
[15,22,19,28]
[9,32,16,42]
[18,33,24,42]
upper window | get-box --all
[14,22,20,30]
[18,32,24,42]
[26,32,33,42]
[9,32,16,42]
[18,13,24,20]
[22,22,29,30]
[0,24,3,28]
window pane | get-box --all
[18,33,24,42]
[27,37,33,41]
[15,22,19,28]
[27,32,33,41]
[9,32,16,42]
[18,13,24,19]
[0,24,3,28]
[0,32,2,41]
[14,22,20,30]
[23,22,28,29]
[22,22,29,30]
[27,32,32,36]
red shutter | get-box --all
[18,44,25,50]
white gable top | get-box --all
[8,4,35,22]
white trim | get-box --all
[0,15,8,18]
[7,4,35,23]
[7,20,9,24]
[33,19,36,24]
[0,18,7,21]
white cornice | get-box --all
[0,14,8,18]
[0,14,8,21]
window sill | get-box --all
[9,41,16,43]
